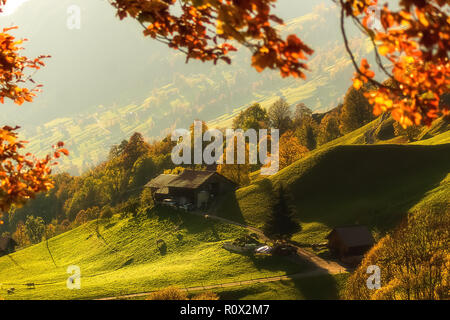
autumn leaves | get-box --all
[343,0,449,127]
[0,126,68,213]
[0,26,48,106]
[111,0,313,78]
[0,3,67,214]
[110,0,449,128]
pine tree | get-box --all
[263,185,300,240]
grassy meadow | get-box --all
[0,208,309,300]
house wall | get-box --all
[347,245,372,256]
[328,233,349,258]
[152,187,197,204]
[328,232,372,262]
[198,174,236,195]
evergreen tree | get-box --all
[295,117,318,151]
[263,185,300,240]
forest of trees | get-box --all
[0,79,364,244]
[1,0,448,221]
[0,132,176,246]
[0,80,436,247]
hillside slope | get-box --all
[0,208,308,300]
[216,143,450,245]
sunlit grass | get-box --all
[0,208,307,300]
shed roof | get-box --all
[146,170,229,190]
[327,225,374,248]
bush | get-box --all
[100,206,114,219]
[146,287,188,300]
[117,197,140,217]
[85,207,99,220]
[74,210,88,226]
[58,219,71,232]
[345,206,450,300]
[146,287,219,300]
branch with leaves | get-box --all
[110,0,449,127]
[0,1,67,218]
[0,126,69,213]
[109,0,314,78]
[339,0,449,127]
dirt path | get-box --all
[98,269,334,300]
[196,212,348,274]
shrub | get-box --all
[146,287,188,300]
[117,197,140,217]
[100,206,114,219]
[146,287,219,300]
[85,207,99,220]
[74,210,88,226]
[58,219,71,232]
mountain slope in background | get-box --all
[2,1,375,174]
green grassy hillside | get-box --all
[2,115,448,300]
[126,273,350,300]
[210,273,349,300]
[216,143,450,245]
[0,208,309,300]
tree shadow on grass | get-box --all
[289,272,341,300]
[247,253,308,275]
[214,285,268,300]
[214,191,246,224]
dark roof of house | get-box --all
[0,235,17,252]
[326,225,374,248]
[146,170,235,190]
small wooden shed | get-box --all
[326,225,374,261]
[0,235,17,257]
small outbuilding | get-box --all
[326,225,374,264]
[0,235,17,257]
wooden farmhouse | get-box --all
[145,170,237,209]
[326,225,374,265]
